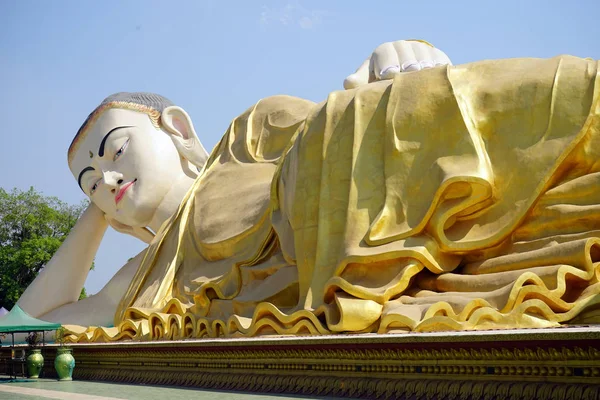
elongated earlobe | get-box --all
[161,106,209,170]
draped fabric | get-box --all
[66,55,600,342]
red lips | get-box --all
[115,179,136,204]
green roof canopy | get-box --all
[0,305,61,333]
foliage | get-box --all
[55,326,67,346]
[0,187,91,309]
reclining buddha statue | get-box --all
[17,40,600,342]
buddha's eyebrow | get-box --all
[98,126,133,157]
[78,167,95,191]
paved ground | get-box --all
[0,378,321,400]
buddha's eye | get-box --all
[114,139,129,161]
[90,179,101,195]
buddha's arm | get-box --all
[17,203,108,317]
[38,249,145,326]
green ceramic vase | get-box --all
[54,347,75,381]
[26,349,44,379]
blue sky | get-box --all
[1,0,599,295]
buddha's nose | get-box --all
[110,179,124,194]
[102,171,124,193]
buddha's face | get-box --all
[69,108,184,228]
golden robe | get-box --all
[70,55,600,342]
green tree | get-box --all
[0,187,91,310]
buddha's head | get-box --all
[68,93,208,236]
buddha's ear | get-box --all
[161,106,209,170]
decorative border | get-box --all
[8,329,600,399]
[71,374,600,399]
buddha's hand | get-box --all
[343,40,452,89]
[105,215,155,244]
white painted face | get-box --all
[69,108,184,228]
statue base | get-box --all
[9,327,600,399]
